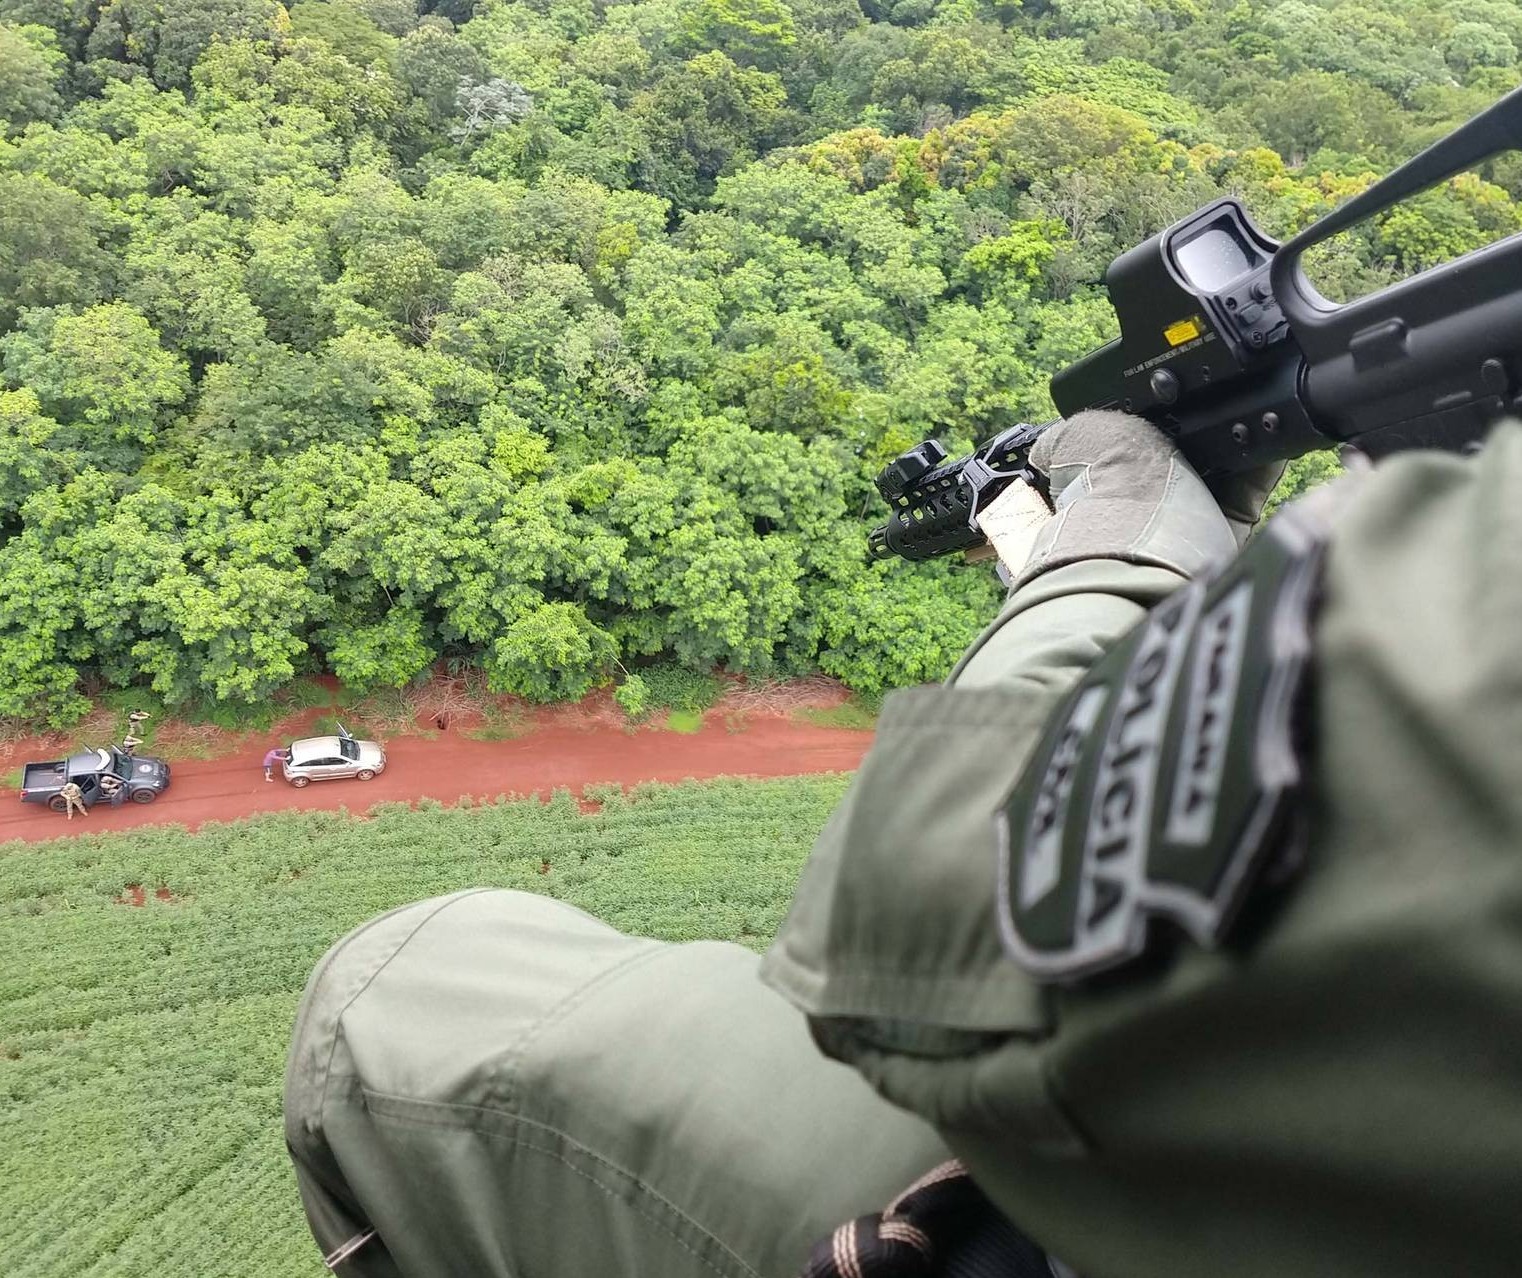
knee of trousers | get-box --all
[286,888,629,1139]
[282,889,671,1272]
[283,889,948,1278]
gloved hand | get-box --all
[1204,460,1287,548]
[997,409,1251,590]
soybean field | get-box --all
[0,777,848,1278]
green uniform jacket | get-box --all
[762,425,1522,1276]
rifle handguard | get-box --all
[868,422,1051,563]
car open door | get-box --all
[335,726,361,771]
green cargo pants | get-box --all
[285,888,948,1277]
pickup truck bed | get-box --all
[21,761,69,793]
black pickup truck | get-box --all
[20,747,171,811]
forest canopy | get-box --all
[1,0,1519,723]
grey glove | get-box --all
[1204,461,1287,548]
[1014,409,1239,590]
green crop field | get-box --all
[0,777,849,1278]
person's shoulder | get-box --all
[1318,421,1522,602]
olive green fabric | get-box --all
[285,888,948,1278]
[1201,458,1287,548]
[762,559,1191,1044]
[762,424,1522,1276]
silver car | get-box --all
[282,725,387,787]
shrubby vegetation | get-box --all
[1,0,1518,723]
[0,777,849,1277]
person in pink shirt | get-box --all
[263,746,289,783]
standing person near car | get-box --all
[285,411,1522,1278]
[122,710,150,757]
[58,781,87,820]
[263,746,289,783]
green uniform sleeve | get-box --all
[759,558,1186,1043]
[760,409,1236,1073]
[950,559,1187,691]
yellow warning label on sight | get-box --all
[1164,316,1203,346]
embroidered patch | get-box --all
[996,507,1329,982]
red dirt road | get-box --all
[0,712,873,845]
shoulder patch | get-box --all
[995,509,1329,982]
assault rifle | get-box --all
[869,86,1522,565]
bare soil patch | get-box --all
[114,885,177,906]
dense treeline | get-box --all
[0,0,1518,723]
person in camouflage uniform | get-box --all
[286,412,1522,1277]
[98,773,126,808]
[121,709,150,758]
[58,781,87,820]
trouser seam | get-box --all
[359,1090,763,1278]
[316,889,500,1121]
[490,940,669,1111]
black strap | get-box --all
[799,1161,1057,1278]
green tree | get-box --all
[1373,185,1511,273]
[1,303,190,445]
[0,0,1513,719]
[244,216,340,348]
[288,0,398,65]
[268,37,406,142]
[1445,22,1518,77]
[0,174,113,330]
[130,495,318,703]
[86,0,283,89]
[418,173,521,269]
[154,0,283,88]
[394,21,488,124]
[714,316,855,435]
[684,0,798,70]
[356,0,420,37]
[0,388,77,523]
[629,52,788,204]
[1265,449,1342,518]
[0,23,65,129]
[0,470,117,723]
[1224,70,1403,166]
[487,600,618,700]
[815,561,997,695]
[322,606,437,691]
